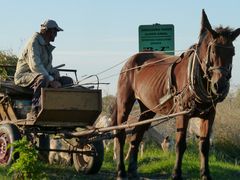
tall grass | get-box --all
[102,141,240,179]
[1,142,239,179]
[214,90,240,163]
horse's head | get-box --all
[197,9,240,101]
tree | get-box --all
[0,51,18,80]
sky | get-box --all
[1,1,240,96]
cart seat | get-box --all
[0,81,33,97]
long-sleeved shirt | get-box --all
[14,32,56,87]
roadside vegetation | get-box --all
[1,141,240,179]
[213,89,240,164]
[0,50,18,80]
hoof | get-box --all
[117,177,128,180]
[200,169,212,180]
[128,172,140,180]
[171,174,182,180]
[201,175,212,180]
[117,171,128,180]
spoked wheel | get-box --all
[0,124,21,166]
[73,140,104,174]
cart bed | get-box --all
[34,88,102,127]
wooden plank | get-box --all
[0,102,17,121]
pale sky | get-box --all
[1,1,240,96]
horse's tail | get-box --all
[110,98,117,127]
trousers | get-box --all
[30,75,73,113]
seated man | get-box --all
[14,19,73,118]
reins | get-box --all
[78,50,191,85]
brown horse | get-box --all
[111,10,240,180]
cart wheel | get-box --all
[73,140,104,174]
[0,124,21,166]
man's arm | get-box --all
[28,40,54,81]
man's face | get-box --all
[49,28,58,42]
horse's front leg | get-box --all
[128,108,155,179]
[128,124,149,179]
[116,129,127,179]
[172,115,189,180]
[199,112,215,180]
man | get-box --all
[14,19,72,118]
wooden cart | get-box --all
[0,80,104,174]
[0,67,189,175]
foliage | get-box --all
[8,136,47,180]
[0,50,18,80]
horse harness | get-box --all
[159,40,233,114]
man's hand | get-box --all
[49,80,62,88]
[51,69,60,80]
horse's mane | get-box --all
[215,26,234,36]
[215,26,233,39]
[199,26,234,42]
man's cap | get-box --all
[41,19,63,31]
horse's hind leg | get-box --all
[172,115,189,180]
[128,101,155,179]
[115,91,135,179]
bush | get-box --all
[8,136,47,180]
[0,50,18,80]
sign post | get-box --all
[139,24,174,55]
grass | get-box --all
[0,141,240,179]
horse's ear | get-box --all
[200,9,218,39]
[231,28,240,41]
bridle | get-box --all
[188,39,234,104]
[202,40,233,83]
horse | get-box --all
[111,9,240,180]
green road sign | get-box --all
[139,24,174,55]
